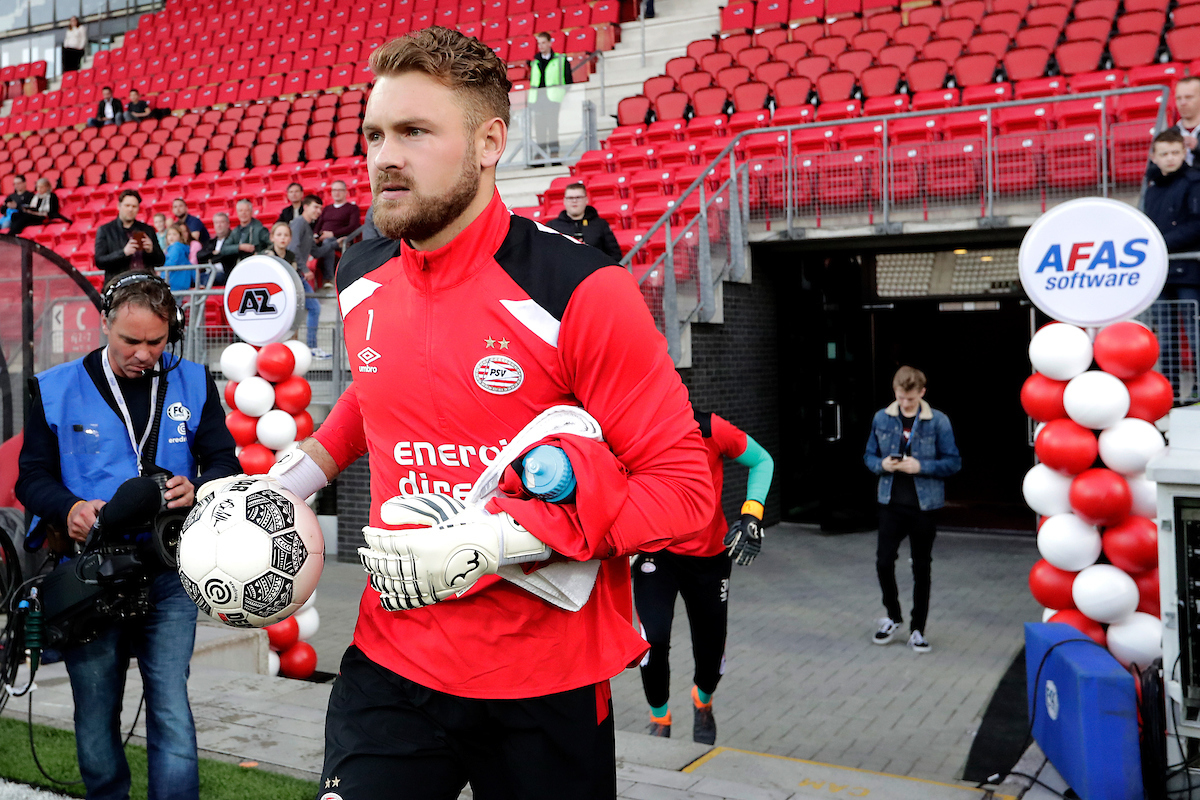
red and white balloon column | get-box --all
[1023,321,1171,670]
[220,339,315,474]
[264,591,321,679]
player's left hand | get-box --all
[163,475,194,508]
[724,513,764,566]
[895,456,921,474]
[359,493,552,611]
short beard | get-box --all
[373,146,481,244]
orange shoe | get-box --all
[647,709,671,738]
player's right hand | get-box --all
[724,509,764,567]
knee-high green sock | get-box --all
[694,686,713,705]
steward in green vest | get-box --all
[529,32,575,161]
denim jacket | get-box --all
[863,400,962,511]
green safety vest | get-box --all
[530,54,568,103]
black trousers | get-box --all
[633,551,731,708]
[876,503,937,633]
[62,47,84,72]
[7,211,47,235]
[319,646,617,800]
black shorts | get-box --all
[318,646,617,800]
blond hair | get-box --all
[893,366,927,392]
[368,27,511,131]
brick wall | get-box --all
[679,271,781,528]
[335,454,371,563]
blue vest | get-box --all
[31,353,209,532]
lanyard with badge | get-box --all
[101,345,159,474]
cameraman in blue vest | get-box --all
[15,272,239,800]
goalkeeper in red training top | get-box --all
[634,409,774,744]
[244,27,713,800]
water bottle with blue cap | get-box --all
[521,445,577,503]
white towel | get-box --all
[467,406,603,612]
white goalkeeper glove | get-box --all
[359,493,552,611]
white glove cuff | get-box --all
[497,514,552,566]
[268,450,328,500]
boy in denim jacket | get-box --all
[863,366,961,653]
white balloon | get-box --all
[234,377,275,418]
[1023,464,1075,516]
[268,649,280,677]
[1029,323,1094,381]
[1106,612,1162,670]
[1037,513,1102,571]
[283,339,312,377]
[220,342,259,382]
[1128,473,1158,518]
[294,607,320,641]
[257,409,298,450]
[1098,418,1165,475]
[1063,371,1131,430]
[1042,607,1058,622]
[1072,564,1140,624]
[300,590,318,614]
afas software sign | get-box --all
[222,255,305,345]
[1019,198,1168,327]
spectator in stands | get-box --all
[312,181,360,278]
[222,199,270,266]
[277,183,305,225]
[549,182,622,262]
[153,213,169,252]
[171,198,210,246]
[1175,77,1200,168]
[123,89,151,124]
[284,207,330,360]
[163,223,195,291]
[529,32,573,164]
[289,194,338,290]
[1146,128,1200,397]
[62,17,87,73]
[95,189,165,280]
[197,213,237,284]
[87,86,123,128]
[5,176,33,210]
[9,178,65,235]
[1,196,18,233]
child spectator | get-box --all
[163,223,194,291]
[0,196,17,232]
[271,220,324,357]
[153,213,169,252]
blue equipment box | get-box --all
[1024,622,1143,800]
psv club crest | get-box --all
[473,355,524,394]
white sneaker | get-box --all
[908,630,931,653]
[311,347,332,359]
[872,618,899,645]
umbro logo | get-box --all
[357,347,381,373]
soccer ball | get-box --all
[177,477,324,628]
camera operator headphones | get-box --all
[100,271,185,345]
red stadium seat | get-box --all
[1013,76,1067,99]
[690,87,728,116]
[954,53,996,86]
[773,77,813,108]
[835,50,875,79]
[1166,27,1200,63]
[679,72,715,98]
[860,65,901,98]
[729,108,772,135]
[1117,10,1165,34]
[912,89,961,110]
[716,67,752,93]
[816,71,856,102]
[811,37,850,61]
[732,82,770,112]
[1114,89,1167,122]
[893,24,932,49]
[1125,0,1168,12]
[654,92,690,121]
[839,121,884,150]
[863,94,909,114]
[643,75,677,103]
[906,60,948,92]
[815,99,861,120]
[935,19,976,44]
[793,56,832,83]
[961,83,1013,104]
[923,140,982,201]
[1109,120,1157,182]
[995,102,1054,133]
[827,18,864,39]
[1003,47,1050,81]
[852,30,890,58]
[1055,97,1109,129]
[1127,62,1185,86]
[789,0,825,25]
[892,116,942,144]
[700,52,735,75]
[1064,18,1111,44]
[1045,127,1100,190]
[992,133,1042,194]
[737,47,772,71]
[942,109,991,139]
[754,61,792,90]
[866,10,902,36]
[1026,6,1069,31]
[1069,69,1127,93]
[968,32,1010,59]
[878,44,916,71]
[907,5,943,28]
[1175,5,1200,26]
[1108,33,1160,68]
[665,57,698,81]
[721,0,755,33]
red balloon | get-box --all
[1038,515,1048,531]
[266,617,299,652]
[1101,515,1158,573]
[274,375,312,414]
[1049,609,1107,647]
[239,443,276,475]
[278,641,317,679]
[1029,559,1078,610]
[1124,370,1173,423]
[256,343,297,383]
[224,381,238,410]
[1069,468,1132,526]
[293,410,313,440]
[1035,419,1099,475]
[225,410,258,447]
[1094,322,1159,379]
[1133,568,1160,617]
[1021,373,1068,422]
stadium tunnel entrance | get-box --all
[760,228,1037,535]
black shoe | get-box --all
[647,717,671,737]
[692,687,716,744]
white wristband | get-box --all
[496,513,552,565]
[267,450,328,500]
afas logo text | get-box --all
[1035,239,1150,291]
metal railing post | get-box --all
[598,52,606,125]
[985,107,994,219]
[1100,90,1110,198]
[785,127,794,237]
[697,182,714,322]
[662,220,680,362]
[881,117,890,225]
[728,154,746,280]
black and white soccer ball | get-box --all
[177,477,324,628]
